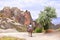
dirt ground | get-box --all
[0,31,60,40]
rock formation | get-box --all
[0,7,33,26]
[24,10,32,25]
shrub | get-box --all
[34,27,42,33]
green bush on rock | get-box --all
[35,27,42,33]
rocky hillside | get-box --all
[0,7,32,26]
[49,23,60,29]
[0,7,33,32]
[0,17,27,32]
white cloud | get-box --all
[0,0,24,9]
[0,0,60,20]
[30,10,40,20]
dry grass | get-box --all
[0,36,26,40]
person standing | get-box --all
[27,23,33,37]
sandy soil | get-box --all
[0,31,60,40]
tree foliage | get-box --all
[37,6,57,30]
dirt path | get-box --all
[0,32,60,40]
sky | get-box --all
[0,0,60,20]
[52,17,60,25]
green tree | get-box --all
[37,6,57,32]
